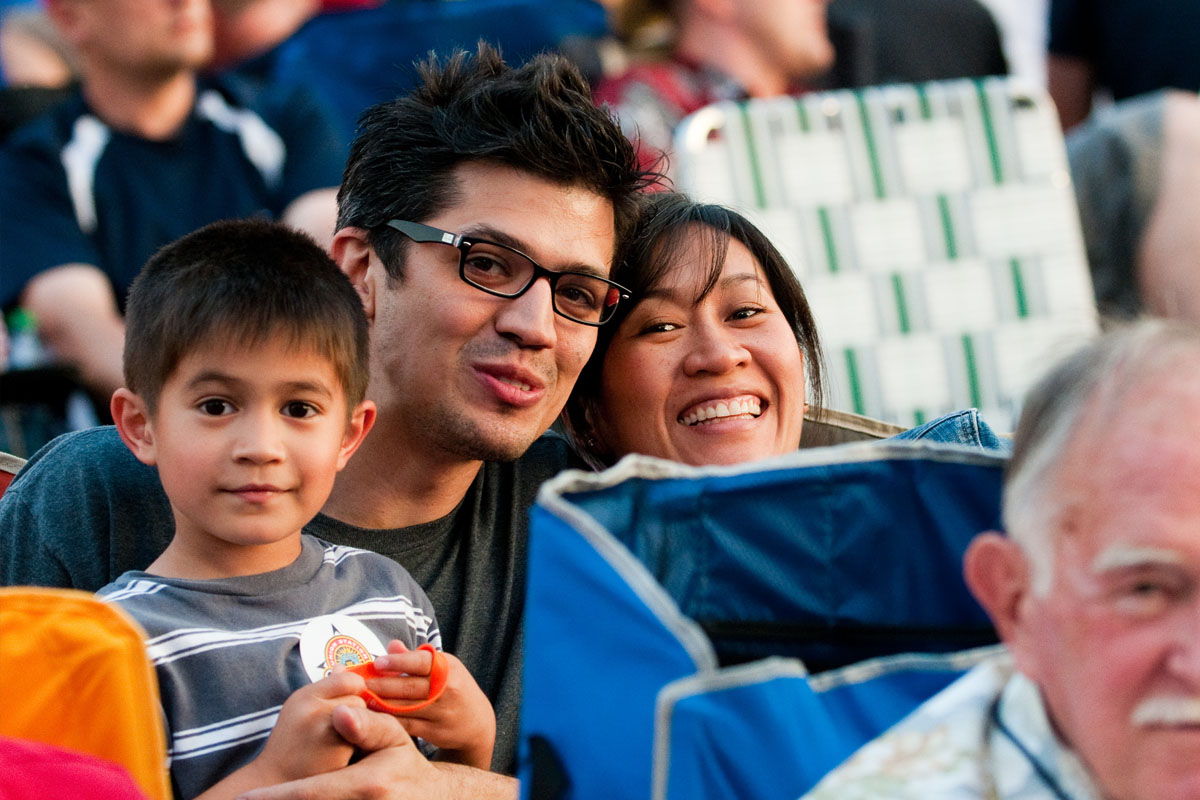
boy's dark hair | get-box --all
[336,42,660,282]
[123,219,370,412]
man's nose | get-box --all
[1165,601,1200,684]
[495,276,557,349]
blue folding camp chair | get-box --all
[519,439,1006,800]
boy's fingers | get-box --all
[362,675,431,700]
[330,705,413,752]
[371,649,431,675]
[311,670,367,698]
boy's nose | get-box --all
[232,413,287,463]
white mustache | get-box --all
[1131,696,1200,727]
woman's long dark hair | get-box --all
[564,192,825,467]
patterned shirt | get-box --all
[803,654,1102,800]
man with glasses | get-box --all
[1,44,656,798]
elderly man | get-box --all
[804,319,1200,800]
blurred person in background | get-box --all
[0,2,78,87]
[0,0,343,408]
[1048,0,1200,131]
[592,0,834,173]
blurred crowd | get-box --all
[5,5,1200,800]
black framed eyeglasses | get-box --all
[385,219,629,326]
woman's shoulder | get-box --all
[890,409,1009,452]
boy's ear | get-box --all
[336,400,377,470]
[111,388,158,466]
[332,227,377,322]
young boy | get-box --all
[98,219,495,800]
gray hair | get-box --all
[1004,318,1200,593]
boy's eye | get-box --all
[199,399,232,416]
[282,401,318,419]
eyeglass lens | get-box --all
[462,242,621,324]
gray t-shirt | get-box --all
[99,535,439,800]
[0,425,573,773]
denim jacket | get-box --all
[891,409,1009,453]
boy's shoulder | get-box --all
[305,536,424,588]
[96,570,147,598]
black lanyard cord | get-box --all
[988,696,1078,800]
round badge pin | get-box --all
[298,615,387,683]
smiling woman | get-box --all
[563,192,825,467]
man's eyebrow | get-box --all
[464,224,609,278]
[1092,545,1185,574]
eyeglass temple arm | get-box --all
[385,219,463,247]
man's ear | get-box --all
[331,227,377,322]
[336,400,377,470]
[964,532,1033,647]
[111,388,158,466]
[693,0,736,24]
[43,0,87,47]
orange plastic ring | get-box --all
[347,643,449,714]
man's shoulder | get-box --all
[2,88,87,152]
[487,431,575,486]
[804,654,1013,799]
[594,57,707,109]
[0,90,88,186]
[200,72,336,130]
[7,426,154,492]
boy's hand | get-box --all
[235,709,518,800]
[364,641,496,769]
[258,671,370,779]
[195,671,370,800]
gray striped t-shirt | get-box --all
[99,535,439,800]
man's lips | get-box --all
[474,365,548,408]
[678,394,765,426]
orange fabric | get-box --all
[0,588,170,800]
